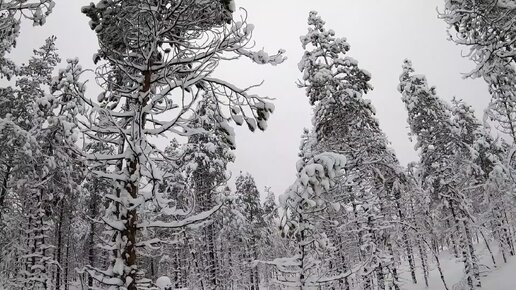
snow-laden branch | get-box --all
[137,203,222,229]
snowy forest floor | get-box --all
[6,244,515,290]
[397,243,516,290]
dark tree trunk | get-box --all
[56,202,64,290]
[0,164,12,222]
[88,187,99,288]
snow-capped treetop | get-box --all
[298,13,403,203]
[399,59,486,208]
[399,59,455,161]
[182,97,236,173]
[235,172,264,227]
[298,11,371,106]
[262,187,278,221]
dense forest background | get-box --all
[0,1,515,290]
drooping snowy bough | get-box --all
[273,149,347,289]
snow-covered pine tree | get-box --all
[76,1,285,289]
[398,60,481,289]
[298,11,408,289]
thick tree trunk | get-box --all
[124,158,139,290]
[120,69,151,290]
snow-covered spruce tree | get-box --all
[0,7,59,281]
[27,44,86,290]
[263,187,278,221]
[155,97,236,289]
[234,173,265,290]
[398,60,481,289]
[1,37,58,289]
[215,186,250,289]
[452,98,516,263]
[260,186,282,287]
[185,98,235,289]
[0,92,41,287]
[275,133,347,289]
[78,1,284,289]
[297,11,408,289]
[80,141,116,289]
[0,0,56,230]
[0,36,85,289]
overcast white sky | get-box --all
[11,0,491,199]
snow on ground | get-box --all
[8,243,516,290]
[398,242,516,290]
[481,256,516,290]
[271,245,516,290]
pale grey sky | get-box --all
[11,0,490,199]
